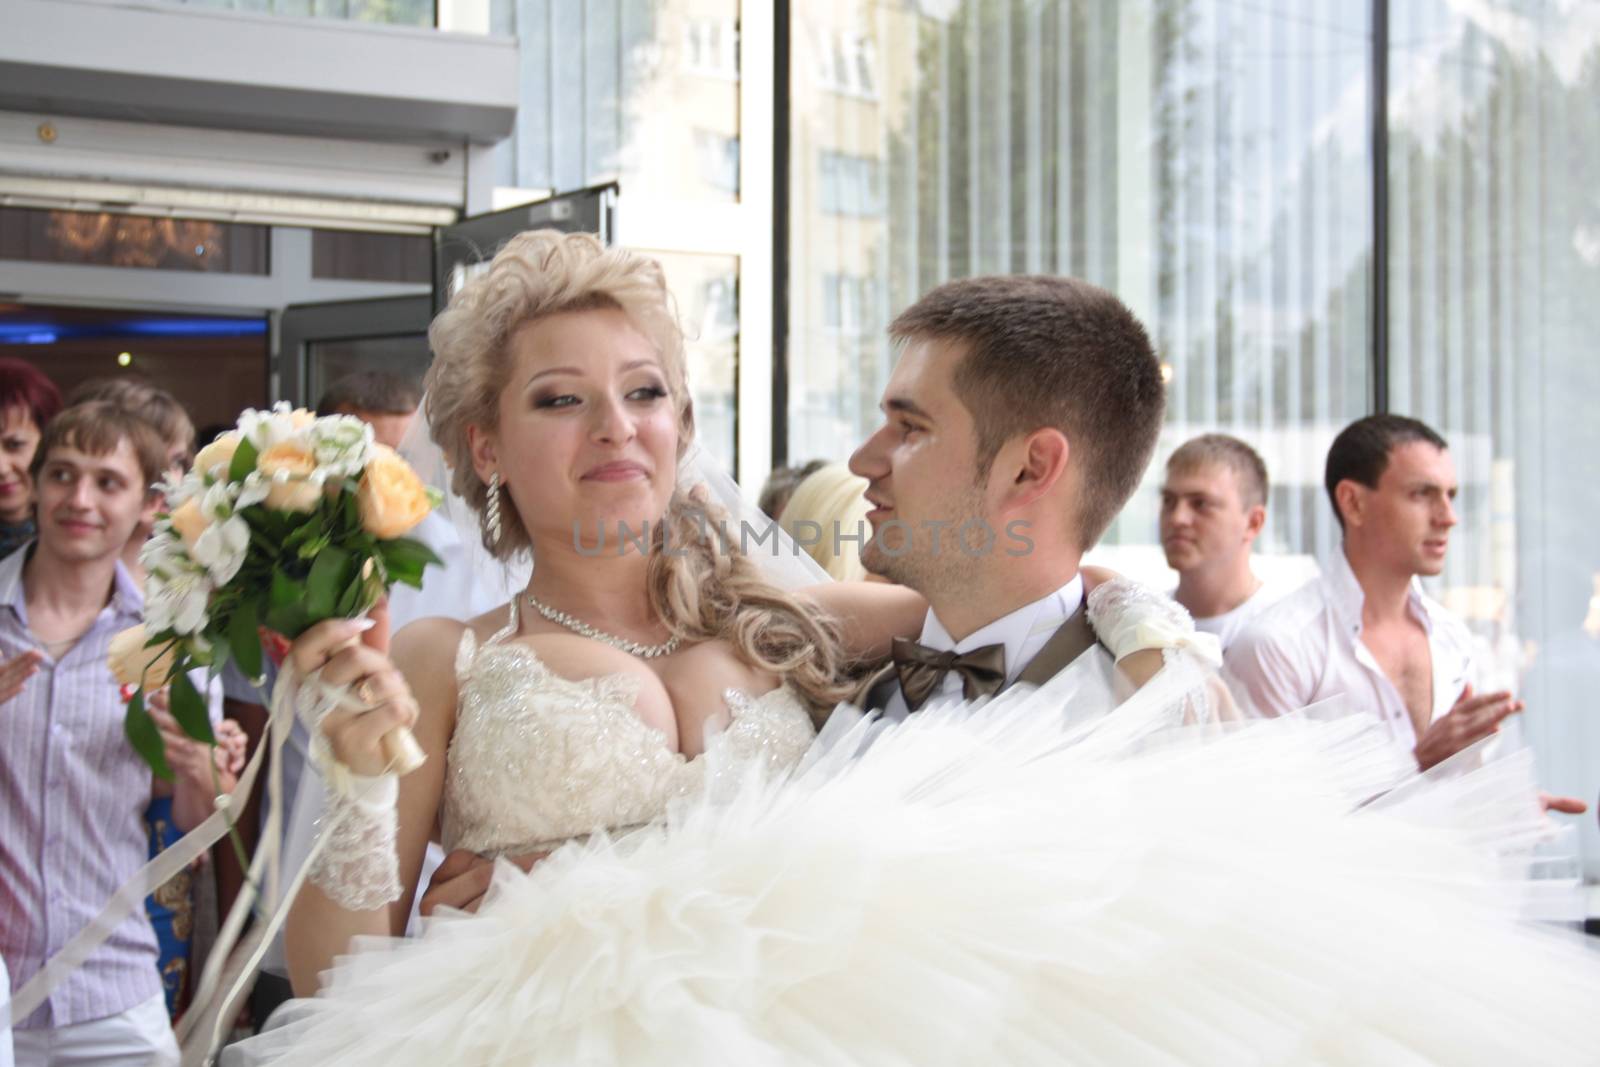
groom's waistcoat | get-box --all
[854,596,1103,713]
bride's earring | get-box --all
[485,471,502,546]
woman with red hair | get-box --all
[0,358,63,561]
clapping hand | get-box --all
[0,650,43,704]
[149,691,240,790]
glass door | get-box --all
[433,184,617,311]
[277,185,618,411]
[276,295,434,411]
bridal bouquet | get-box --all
[112,402,441,779]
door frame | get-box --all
[275,294,434,409]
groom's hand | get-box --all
[419,847,550,916]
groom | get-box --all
[848,274,1166,716]
[418,274,1167,913]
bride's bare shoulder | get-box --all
[392,614,474,660]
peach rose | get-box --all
[192,432,242,481]
[257,441,321,512]
[358,444,432,539]
[107,624,177,689]
[290,408,316,431]
[169,497,209,550]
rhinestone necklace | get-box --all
[524,593,682,659]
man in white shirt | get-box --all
[1228,415,1538,773]
[844,274,1167,718]
[1160,434,1280,651]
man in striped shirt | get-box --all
[0,403,208,1066]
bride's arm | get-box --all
[802,581,927,661]
[1086,577,1225,697]
[283,616,458,996]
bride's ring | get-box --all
[357,679,378,707]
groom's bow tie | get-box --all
[890,638,1006,711]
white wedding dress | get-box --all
[227,590,1600,1067]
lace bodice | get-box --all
[440,624,816,858]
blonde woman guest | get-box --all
[779,462,874,582]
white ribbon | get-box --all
[9,659,397,1067]
[9,668,290,1028]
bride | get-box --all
[240,232,1600,1066]
[276,229,944,991]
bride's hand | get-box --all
[289,608,419,779]
[1079,565,1122,592]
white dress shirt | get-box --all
[1224,548,1473,753]
[882,575,1085,723]
[1185,581,1292,653]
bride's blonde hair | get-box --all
[426,229,856,713]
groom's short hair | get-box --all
[890,275,1165,547]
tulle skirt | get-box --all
[227,657,1600,1066]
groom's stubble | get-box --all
[860,474,989,602]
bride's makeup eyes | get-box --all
[532,382,668,410]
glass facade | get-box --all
[788,0,1371,582]
[434,0,1600,875]
[784,0,1598,872]
[491,0,743,471]
[154,0,434,26]
[1385,0,1600,873]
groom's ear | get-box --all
[1000,428,1071,511]
[466,423,498,482]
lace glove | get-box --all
[304,737,403,911]
[1087,577,1222,668]
[294,666,403,911]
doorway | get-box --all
[0,302,269,441]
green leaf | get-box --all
[262,603,307,640]
[228,596,263,682]
[124,692,173,782]
[170,671,215,745]
[296,532,331,561]
[228,436,259,483]
[270,570,303,609]
[381,537,443,571]
[378,537,441,590]
[282,523,317,552]
[305,545,352,620]
[335,573,366,617]
[381,557,421,589]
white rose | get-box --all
[146,562,211,635]
[238,401,305,453]
[192,514,250,586]
[162,469,205,509]
[309,415,373,479]
[235,471,271,511]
